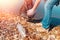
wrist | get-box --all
[32,8,36,11]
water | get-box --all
[52,5,60,18]
[34,0,60,26]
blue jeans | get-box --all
[42,0,59,29]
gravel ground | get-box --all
[0,13,60,40]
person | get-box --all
[27,0,60,31]
[41,0,60,29]
[27,0,41,17]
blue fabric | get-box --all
[41,0,59,29]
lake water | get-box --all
[34,0,60,26]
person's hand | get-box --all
[27,9,35,17]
